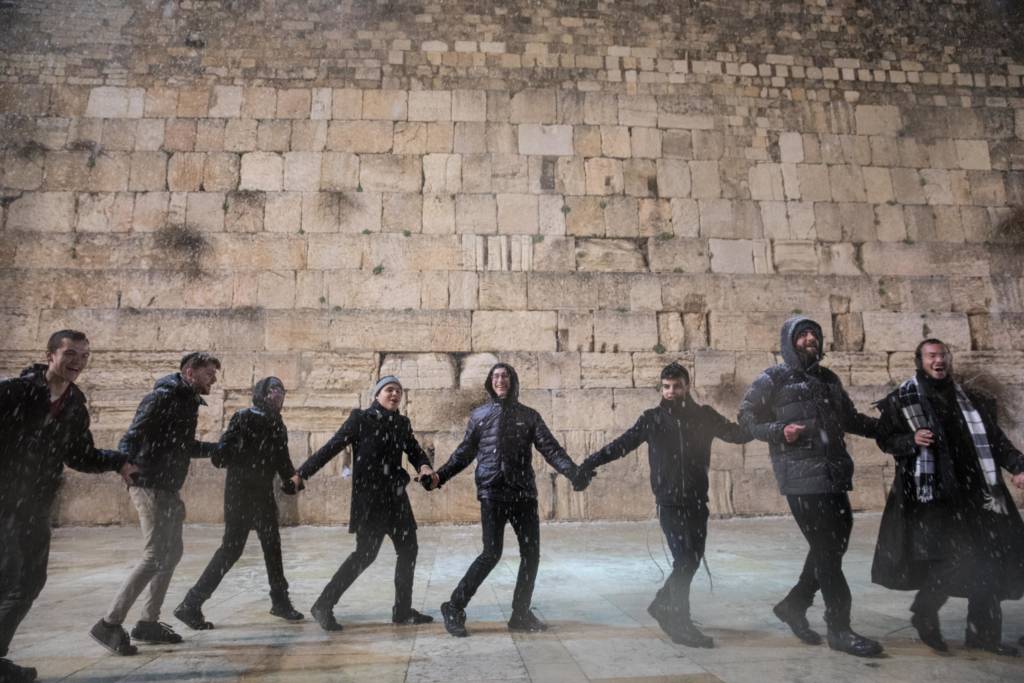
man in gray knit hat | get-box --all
[291,375,438,630]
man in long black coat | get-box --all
[873,338,1024,656]
[174,377,303,630]
[291,375,438,631]
[0,330,134,683]
[579,362,750,648]
[434,362,591,637]
[738,316,883,657]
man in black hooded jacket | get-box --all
[0,330,134,683]
[90,352,220,656]
[579,362,750,648]
[738,316,883,657]
[434,363,591,637]
[173,377,303,631]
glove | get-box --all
[570,464,596,492]
[418,474,440,491]
[280,478,305,495]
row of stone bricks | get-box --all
[5,304,1022,356]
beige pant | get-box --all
[105,488,186,625]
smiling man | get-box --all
[0,330,135,683]
[873,338,1024,656]
[90,352,221,656]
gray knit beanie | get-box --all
[372,375,403,398]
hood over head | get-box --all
[485,362,519,402]
[252,376,285,413]
[20,363,48,382]
[780,315,824,370]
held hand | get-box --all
[119,462,139,485]
[1012,473,1024,490]
[914,429,935,447]
[418,465,440,491]
[783,423,806,444]
[571,465,596,492]
[290,474,305,490]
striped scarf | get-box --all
[896,377,1007,515]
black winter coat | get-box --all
[871,380,1024,598]
[213,407,296,507]
[584,398,750,506]
[119,373,217,492]
[0,364,125,518]
[738,316,878,495]
[297,400,430,534]
[436,364,578,502]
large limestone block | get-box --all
[205,233,305,271]
[772,240,819,273]
[581,352,634,388]
[326,270,421,309]
[478,272,526,309]
[379,353,457,389]
[472,311,557,351]
[296,352,377,392]
[657,158,691,197]
[593,311,658,352]
[408,90,451,121]
[359,154,422,192]
[709,238,772,274]
[85,86,144,118]
[362,90,408,120]
[575,238,646,272]
[496,194,539,234]
[76,193,132,233]
[585,157,624,195]
[510,89,556,123]
[331,310,471,352]
[239,152,283,191]
[550,388,615,429]
[862,312,971,351]
[647,237,708,274]
[860,242,989,276]
[7,192,75,232]
[363,234,462,271]
[326,121,393,153]
[709,312,833,352]
[456,194,497,234]
[855,105,903,135]
[517,124,573,156]
[452,90,487,122]
[283,152,322,191]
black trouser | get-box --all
[0,511,50,658]
[779,493,853,631]
[450,498,540,617]
[185,493,288,605]
[314,505,418,615]
[911,563,1003,643]
[651,501,709,621]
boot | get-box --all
[310,603,343,632]
[965,627,1019,657]
[508,609,548,632]
[773,600,822,645]
[88,619,138,656]
[0,658,37,683]
[826,629,884,657]
[174,597,214,630]
[270,600,304,622]
[910,612,948,653]
[393,606,433,625]
[440,601,468,637]
[671,619,714,649]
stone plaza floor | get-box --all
[10,513,1024,682]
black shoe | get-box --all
[773,601,822,645]
[508,609,548,633]
[393,607,434,625]
[130,621,183,644]
[646,600,679,640]
[270,602,304,622]
[89,619,138,656]
[0,658,37,682]
[910,612,948,653]
[964,632,1019,657]
[827,629,884,657]
[441,601,468,637]
[310,604,343,632]
[670,620,714,648]
[173,601,214,630]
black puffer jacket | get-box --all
[297,400,430,534]
[584,398,750,505]
[738,316,878,495]
[213,407,296,504]
[119,373,217,492]
[436,363,579,502]
[0,364,125,517]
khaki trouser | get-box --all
[105,488,186,625]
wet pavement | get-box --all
[10,513,1024,682]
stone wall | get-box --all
[1,0,1023,525]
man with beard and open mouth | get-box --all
[872,338,1024,656]
[739,316,883,657]
[432,362,593,637]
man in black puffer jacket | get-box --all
[579,362,750,648]
[1,330,133,683]
[435,363,591,637]
[292,375,438,632]
[90,352,220,656]
[174,377,303,631]
[739,316,882,657]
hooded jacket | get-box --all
[0,364,125,518]
[297,400,430,534]
[436,363,579,502]
[738,316,878,495]
[212,407,296,502]
[119,372,217,492]
[584,397,750,506]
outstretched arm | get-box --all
[435,416,480,486]
[296,410,360,481]
[706,406,753,445]
[583,413,649,470]
[838,386,879,439]
[532,417,577,478]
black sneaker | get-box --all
[310,604,343,632]
[508,609,548,633]
[826,629,884,657]
[173,601,214,630]
[440,601,467,637]
[910,612,948,653]
[89,619,138,656]
[671,620,714,648]
[393,607,434,625]
[773,601,822,646]
[130,621,183,644]
[270,602,304,622]
[964,631,1019,657]
[647,600,679,640]
[0,658,37,682]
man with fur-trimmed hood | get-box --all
[873,338,1024,656]
[433,363,592,637]
[739,316,883,657]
